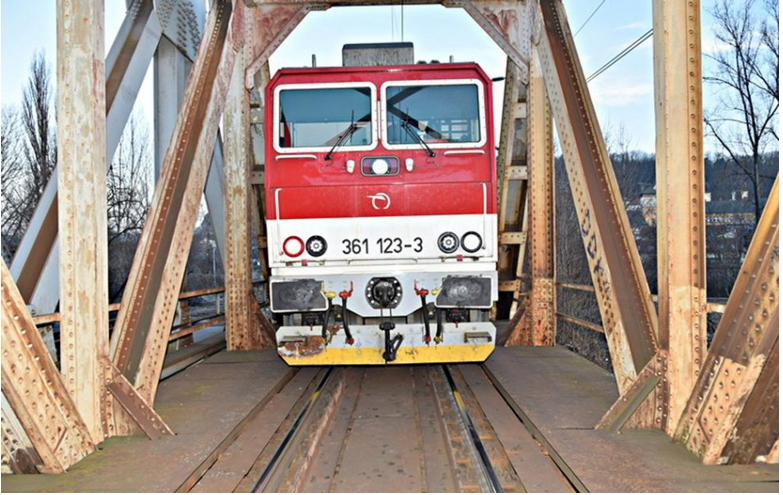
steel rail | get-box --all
[251,368,336,492]
[441,365,505,493]
[175,364,573,492]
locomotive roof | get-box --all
[270,62,490,83]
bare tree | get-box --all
[21,51,57,201]
[2,53,154,303]
[107,113,152,245]
[604,122,650,207]
[704,0,779,224]
[2,108,26,244]
[757,0,779,106]
[107,112,153,301]
[0,53,58,257]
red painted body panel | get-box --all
[274,183,488,220]
[264,63,497,220]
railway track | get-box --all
[177,364,580,493]
[171,4,616,493]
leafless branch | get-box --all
[705,0,779,224]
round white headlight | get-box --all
[371,159,389,175]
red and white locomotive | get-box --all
[265,47,498,365]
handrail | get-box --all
[169,315,226,341]
[28,283,257,326]
[555,312,604,333]
[555,282,594,292]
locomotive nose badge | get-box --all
[367,192,391,210]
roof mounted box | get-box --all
[342,42,414,67]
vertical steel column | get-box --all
[250,64,272,287]
[224,42,265,350]
[56,0,110,443]
[495,58,530,321]
[1,261,95,472]
[522,47,555,345]
[676,178,778,464]
[653,0,707,434]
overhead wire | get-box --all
[401,0,404,42]
[586,28,653,82]
[574,0,606,38]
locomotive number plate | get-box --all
[341,237,423,255]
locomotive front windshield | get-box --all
[385,84,481,145]
[278,87,373,148]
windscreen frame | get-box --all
[380,78,487,151]
[273,81,378,154]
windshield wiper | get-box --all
[325,111,358,161]
[400,117,436,157]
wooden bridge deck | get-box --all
[2,347,777,493]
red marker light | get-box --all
[283,236,305,257]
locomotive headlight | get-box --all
[282,236,305,258]
[460,231,483,253]
[361,156,400,176]
[437,232,459,254]
[435,276,492,308]
[371,158,390,175]
[305,235,327,257]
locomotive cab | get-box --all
[265,59,498,365]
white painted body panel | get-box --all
[267,213,498,266]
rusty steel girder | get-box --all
[652,0,708,435]
[446,0,531,83]
[244,3,324,87]
[56,0,112,444]
[223,42,257,351]
[250,64,272,288]
[597,350,668,433]
[110,0,240,405]
[720,339,778,464]
[224,41,275,350]
[675,177,779,465]
[104,361,174,439]
[534,0,658,392]
[242,0,532,86]
[496,58,530,321]
[515,46,554,346]
[0,261,95,473]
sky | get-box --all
[0,0,763,154]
